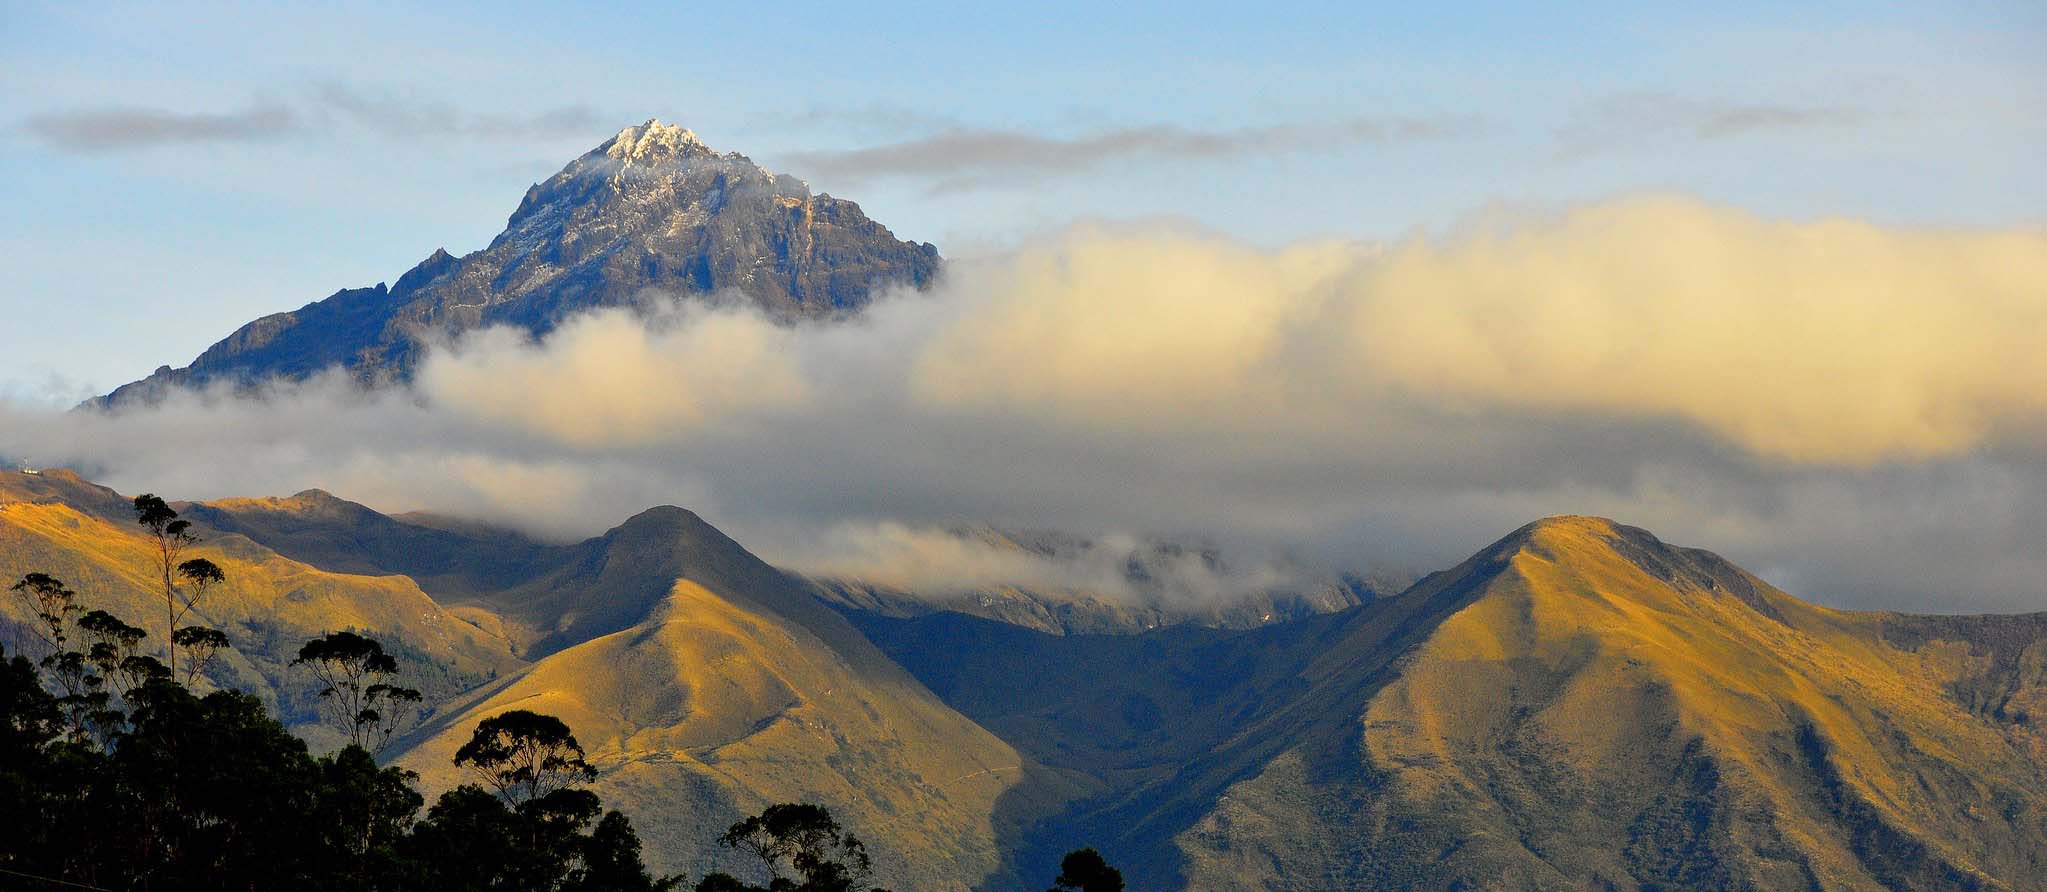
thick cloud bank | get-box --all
[5,196,2045,612]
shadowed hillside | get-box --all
[853,516,2047,891]
[184,489,554,601]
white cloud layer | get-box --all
[799,523,1303,608]
[4,196,2045,612]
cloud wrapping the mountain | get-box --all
[5,195,2046,610]
[800,523,1300,606]
[916,197,2047,464]
[418,307,811,447]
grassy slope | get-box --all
[391,549,1079,889]
[194,483,1081,890]
[1167,518,2047,891]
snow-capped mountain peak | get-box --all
[603,118,709,164]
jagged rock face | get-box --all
[101,120,940,405]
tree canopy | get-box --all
[455,708,599,806]
[1049,848,1126,892]
[295,630,424,752]
[695,802,890,892]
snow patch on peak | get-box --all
[606,119,707,163]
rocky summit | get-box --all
[98,120,940,406]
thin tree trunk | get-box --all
[161,534,176,682]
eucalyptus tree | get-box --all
[294,631,423,753]
[454,709,598,807]
[131,493,229,681]
[8,572,107,737]
[696,802,888,892]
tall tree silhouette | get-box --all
[131,493,228,682]
[294,631,424,753]
[454,709,598,807]
[8,573,106,737]
[78,608,161,700]
[423,711,674,891]
[696,802,888,892]
[8,572,77,661]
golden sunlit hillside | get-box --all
[11,468,2047,889]
[2,470,1084,890]
[396,574,1079,889]
[370,504,1089,888]
[0,470,522,743]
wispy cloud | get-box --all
[782,117,1472,190]
[17,87,600,153]
[1561,92,1863,154]
[310,84,599,139]
[0,368,97,410]
[783,102,966,136]
[802,523,1305,608]
[20,103,301,152]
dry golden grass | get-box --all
[401,577,1065,889]
[0,470,522,744]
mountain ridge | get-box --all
[10,470,2047,890]
[384,505,1080,889]
[0,469,1082,889]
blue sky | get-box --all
[1,0,2042,400]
